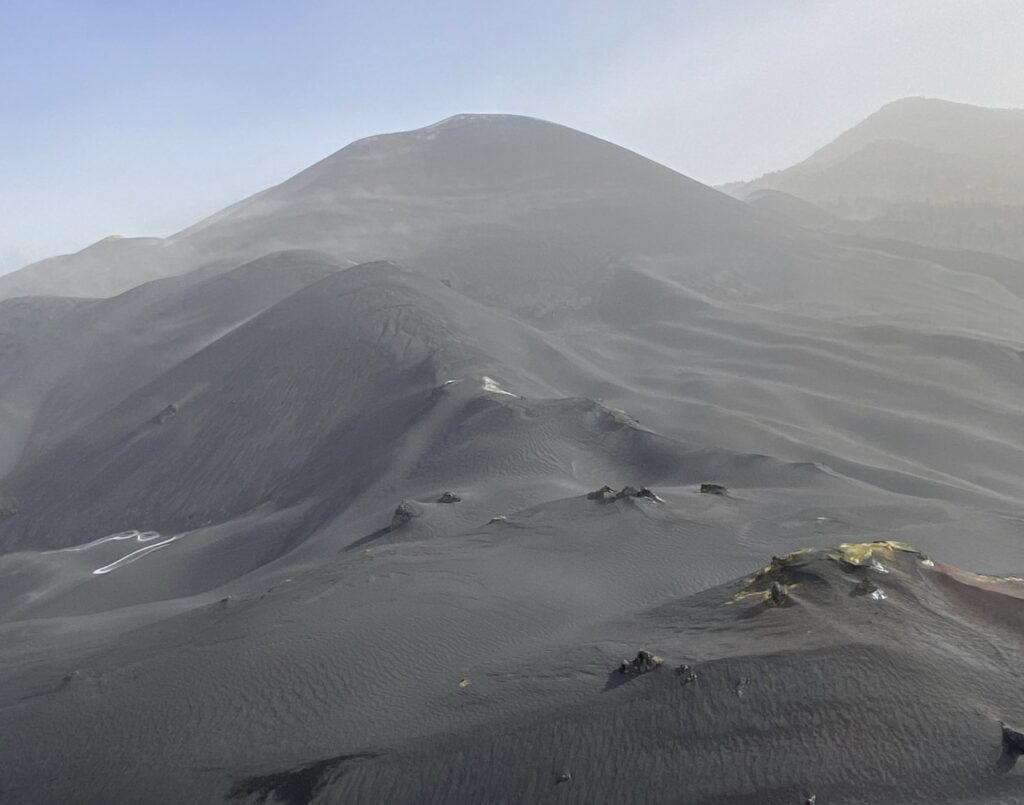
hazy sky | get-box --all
[3,0,1023,273]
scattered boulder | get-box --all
[700,483,728,496]
[458,678,471,689]
[768,581,789,606]
[555,771,572,785]
[619,650,663,675]
[390,501,416,531]
[588,485,664,503]
[1003,722,1024,753]
[488,515,508,525]
[852,577,879,596]
[437,491,461,504]
[677,664,698,685]
[154,403,178,424]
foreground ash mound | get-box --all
[315,542,1024,805]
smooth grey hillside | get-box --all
[723,98,1024,259]
[170,114,809,314]
[0,263,482,549]
[801,97,1024,168]
[0,114,805,309]
[0,250,343,478]
[0,236,185,301]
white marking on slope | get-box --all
[481,376,516,397]
[92,535,183,575]
[45,530,164,554]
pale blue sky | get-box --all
[2,0,1023,272]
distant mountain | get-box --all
[723,98,1024,258]
[0,114,783,309]
[0,236,183,301]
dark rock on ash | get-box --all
[154,403,178,424]
[1003,722,1024,753]
[619,650,663,675]
[437,491,461,503]
[390,501,416,531]
[768,581,789,606]
[700,483,728,495]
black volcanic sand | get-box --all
[1,114,1024,804]
[2,519,1023,803]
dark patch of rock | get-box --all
[1003,722,1024,753]
[589,485,664,503]
[700,483,728,495]
[437,491,461,504]
[154,403,178,424]
[619,650,663,675]
[390,501,416,531]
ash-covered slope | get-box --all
[723,98,1024,259]
[0,235,184,301]
[1,114,798,308]
[0,250,343,478]
[0,262,483,550]
[326,543,1024,805]
[2,109,1024,805]
[799,97,1024,169]
[3,534,1022,804]
[170,114,792,314]
[0,259,827,555]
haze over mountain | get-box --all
[1,110,1023,804]
[724,97,1024,259]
